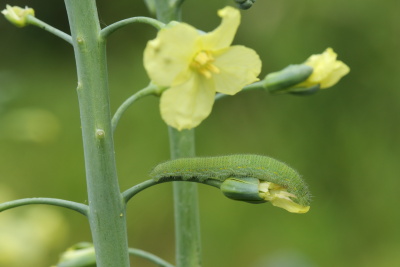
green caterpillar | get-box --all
[150,154,311,207]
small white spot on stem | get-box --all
[96,129,105,139]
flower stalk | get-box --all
[150,1,203,266]
[168,127,202,267]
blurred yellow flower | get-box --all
[0,186,68,267]
[0,108,60,143]
[1,5,34,27]
[259,182,310,213]
[54,242,96,267]
[144,6,262,130]
[299,48,350,89]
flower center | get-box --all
[190,51,220,79]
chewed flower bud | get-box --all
[221,177,310,213]
[259,181,310,213]
[1,5,34,27]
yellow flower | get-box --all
[259,182,310,213]
[144,6,262,130]
[1,5,34,27]
[299,47,350,89]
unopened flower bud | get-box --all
[264,48,349,95]
[263,64,313,94]
[235,0,256,10]
[297,47,350,89]
[54,242,96,267]
[221,177,266,203]
[2,5,34,27]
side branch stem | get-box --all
[100,17,165,39]
[112,83,159,132]
[122,179,158,203]
[26,15,73,44]
[123,178,221,204]
[0,198,88,216]
[129,248,175,267]
[215,80,264,101]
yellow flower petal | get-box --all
[213,45,261,95]
[319,60,350,88]
[144,23,199,86]
[160,72,216,130]
[201,6,241,51]
[270,197,310,214]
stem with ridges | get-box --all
[64,0,129,266]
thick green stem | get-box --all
[152,0,202,265]
[168,128,202,267]
[64,1,129,266]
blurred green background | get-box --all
[1,0,399,266]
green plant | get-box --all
[1,1,349,266]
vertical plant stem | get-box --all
[64,1,129,266]
[168,128,202,267]
[152,1,202,266]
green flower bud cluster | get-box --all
[235,0,256,10]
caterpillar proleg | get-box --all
[150,154,311,210]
